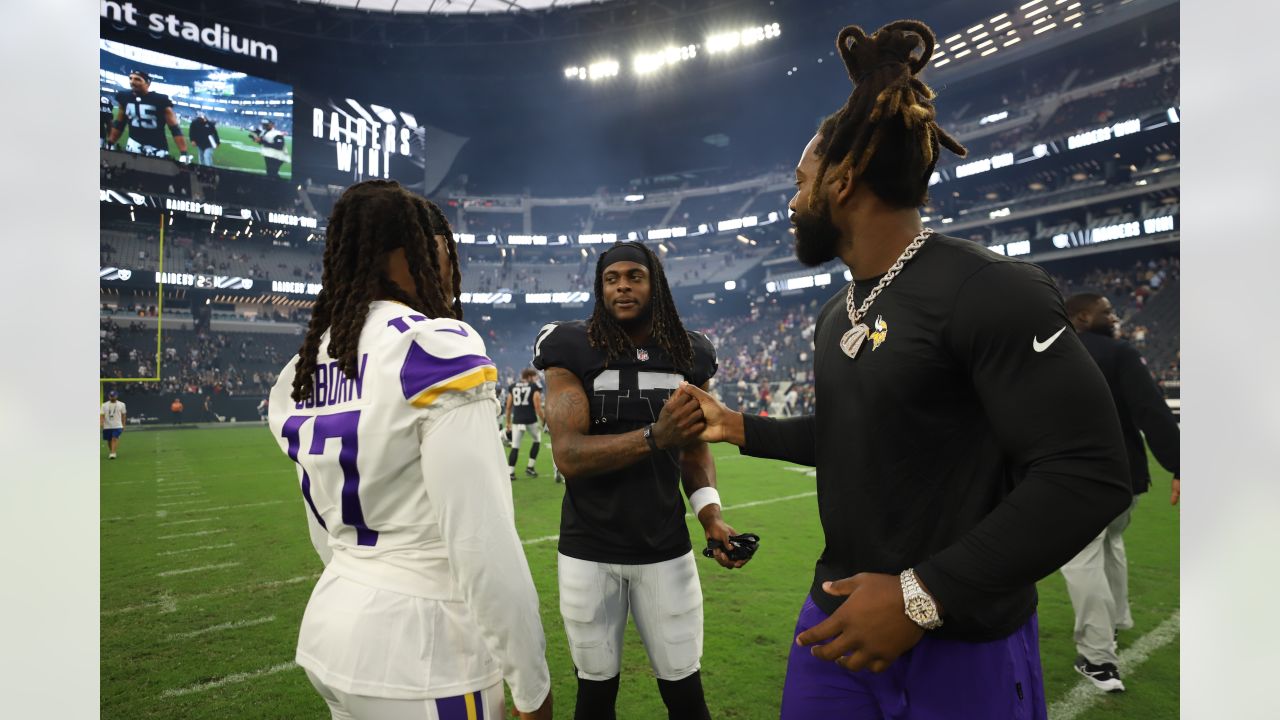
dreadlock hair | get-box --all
[811,19,967,210]
[587,241,694,371]
[290,179,462,403]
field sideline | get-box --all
[101,425,1178,719]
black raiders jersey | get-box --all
[115,89,174,151]
[532,320,718,564]
[507,380,542,426]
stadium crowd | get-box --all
[100,250,1178,420]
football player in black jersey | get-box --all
[505,368,545,480]
[535,241,750,720]
[106,71,190,161]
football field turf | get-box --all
[101,426,1178,719]
[117,124,293,179]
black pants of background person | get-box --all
[265,158,283,179]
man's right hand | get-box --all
[678,383,745,446]
[514,689,552,720]
[652,388,705,449]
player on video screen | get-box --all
[106,70,190,161]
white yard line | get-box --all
[521,491,817,546]
[176,500,286,515]
[711,491,817,512]
[1048,610,1180,720]
[102,513,155,522]
[158,468,293,482]
[156,498,212,507]
[103,480,148,486]
[168,615,277,640]
[157,529,227,540]
[157,561,242,578]
[159,517,220,527]
[156,543,236,557]
[102,574,319,616]
[159,661,298,698]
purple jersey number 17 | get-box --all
[281,410,378,546]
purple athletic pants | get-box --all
[779,596,1047,720]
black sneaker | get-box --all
[525,467,538,478]
[1074,656,1125,692]
[509,472,517,482]
[554,471,566,484]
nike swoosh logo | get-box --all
[1032,326,1067,353]
[436,324,469,337]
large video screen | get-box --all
[100,39,294,179]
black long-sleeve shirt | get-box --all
[741,234,1130,641]
[1078,331,1180,492]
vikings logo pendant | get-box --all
[840,323,870,359]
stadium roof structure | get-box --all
[292,0,617,13]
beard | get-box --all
[1090,319,1118,337]
[792,199,843,267]
[611,297,654,330]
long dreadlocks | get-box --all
[586,241,694,371]
[290,179,462,403]
[811,19,967,210]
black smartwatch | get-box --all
[643,424,660,453]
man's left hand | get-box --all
[795,573,926,673]
[701,513,749,570]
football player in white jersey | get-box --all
[100,390,127,460]
[268,180,552,720]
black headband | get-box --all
[130,69,151,84]
[599,243,651,273]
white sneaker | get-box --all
[108,453,117,460]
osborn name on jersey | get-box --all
[268,300,550,711]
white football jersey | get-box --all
[101,401,126,429]
[268,300,549,710]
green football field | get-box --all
[116,123,293,179]
[101,427,1178,719]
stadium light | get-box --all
[565,60,620,81]
[634,44,697,75]
[724,280,737,291]
[624,194,645,202]
[706,22,781,55]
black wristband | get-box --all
[644,424,660,453]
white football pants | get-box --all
[557,551,702,682]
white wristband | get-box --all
[689,487,722,518]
